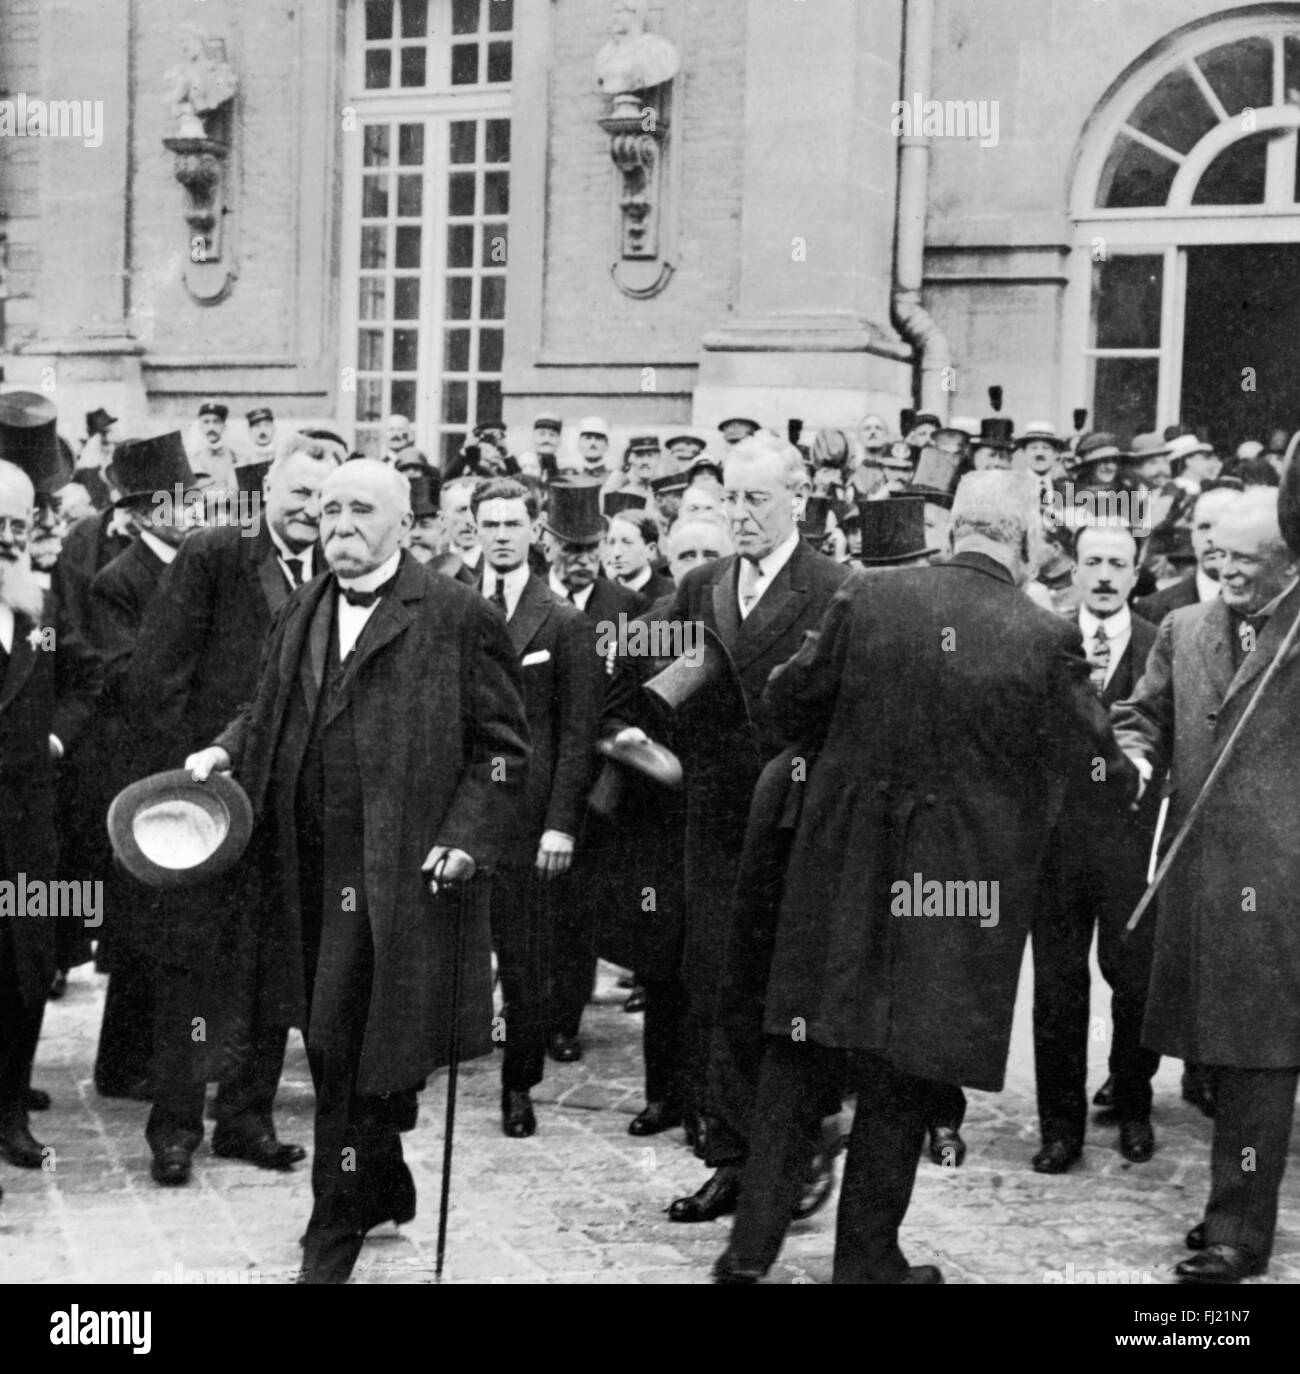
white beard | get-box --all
[0,548,47,621]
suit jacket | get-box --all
[1134,572,1199,628]
[55,510,133,656]
[578,574,650,629]
[433,551,483,588]
[215,553,530,1094]
[760,552,1137,1089]
[1113,586,1300,1066]
[495,573,603,861]
[621,568,675,603]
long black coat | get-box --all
[1113,586,1300,1066]
[662,541,851,1007]
[1133,572,1198,628]
[216,553,529,1095]
[760,552,1137,1090]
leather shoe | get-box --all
[298,1225,365,1284]
[668,1166,742,1223]
[23,1088,51,1112]
[1186,1222,1207,1251]
[548,1032,582,1063]
[712,1252,763,1283]
[150,1145,193,1186]
[212,1132,305,1170]
[502,1089,537,1138]
[928,1125,966,1168]
[361,1164,417,1231]
[1118,1118,1155,1163]
[792,1150,835,1220]
[1092,1074,1116,1109]
[623,985,647,1014]
[0,1117,46,1169]
[900,1265,944,1284]
[1031,1139,1082,1174]
[1175,1244,1265,1284]
[628,1101,682,1136]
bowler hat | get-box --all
[544,478,605,542]
[858,496,936,565]
[604,489,648,517]
[197,401,228,422]
[409,472,441,519]
[908,445,962,506]
[0,391,71,494]
[234,460,271,494]
[86,407,117,436]
[245,407,274,427]
[107,432,196,503]
[108,769,254,889]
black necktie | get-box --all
[489,579,508,614]
[285,557,306,588]
[339,574,396,608]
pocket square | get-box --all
[522,649,551,666]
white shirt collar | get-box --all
[550,570,593,610]
[1079,602,1131,641]
[269,525,314,579]
[140,530,179,565]
[0,603,13,655]
[483,561,531,616]
[1195,567,1221,602]
[337,548,402,592]
[746,527,801,578]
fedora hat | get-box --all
[107,769,253,889]
[908,445,962,506]
[544,477,605,542]
[86,406,117,436]
[586,731,684,816]
[1123,432,1171,463]
[107,432,196,504]
[858,496,936,565]
[0,391,71,494]
[234,459,271,494]
[604,489,648,517]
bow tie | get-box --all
[338,576,395,608]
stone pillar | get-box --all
[694,0,912,433]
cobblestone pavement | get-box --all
[2,953,1297,1286]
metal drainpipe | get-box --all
[892,0,952,419]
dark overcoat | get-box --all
[215,553,529,1096]
[1112,586,1300,1067]
[760,552,1137,1090]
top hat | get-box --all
[858,496,935,565]
[978,417,1016,451]
[799,494,836,540]
[544,478,605,543]
[245,407,274,427]
[234,460,271,494]
[665,431,707,455]
[197,401,228,422]
[908,445,963,506]
[1123,432,1171,463]
[408,472,441,519]
[532,411,563,433]
[107,769,254,890]
[1014,420,1064,449]
[650,472,688,497]
[86,407,117,437]
[107,432,196,503]
[643,624,751,728]
[0,391,71,494]
[577,415,610,439]
[604,489,648,517]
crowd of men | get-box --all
[1,384,1298,1286]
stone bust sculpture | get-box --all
[166,23,239,138]
[594,0,680,97]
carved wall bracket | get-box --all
[598,87,678,299]
[162,136,236,304]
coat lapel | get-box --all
[507,576,552,656]
[732,543,809,669]
[1221,581,1300,712]
[297,581,333,720]
[1196,598,1237,705]
[711,557,741,651]
[250,525,290,618]
[325,557,424,719]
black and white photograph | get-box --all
[2,0,1299,1330]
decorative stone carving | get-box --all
[165,23,238,140]
[594,0,680,98]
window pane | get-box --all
[366,0,394,41]
[397,175,423,217]
[478,329,504,373]
[365,49,392,90]
[489,0,513,33]
[447,277,473,320]
[358,330,385,372]
[1196,38,1274,119]
[1089,357,1160,441]
[444,329,471,372]
[359,277,387,320]
[480,275,506,320]
[1194,132,1268,206]
[1091,256,1163,350]
[487,41,512,84]
[485,119,510,164]
[400,46,426,87]
[442,380,470,424]
[357,377,384,423]
[448,172,476,215]
[398,124,424,166]
[1097,132,1178,209]
[484,172,509,215]
[1128,67,1216,156]
[481,222,507,266]
[391,380,417,419]
[395,225,422,268]
[362,124,390,167]
[476,380,502,423]
[451,43,479,85]
[400,0,427,38]
[452,0,480,35]
[450,121,477,164]
[362,175,389,218]
[392,329,420,372]
[360,226,387,270]
[447,224,475,268]
[394,278,421,319]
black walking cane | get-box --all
[427,852,470,1283]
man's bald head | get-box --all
[1216,487,1296,615]
[320,458,412,577]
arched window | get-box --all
[1067,11,1300,447]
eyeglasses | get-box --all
[722,490,776,510]
[0,516,32,538]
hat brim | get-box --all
[858,547,939,565]
[596,735,683,788]
[108,769,253,889]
